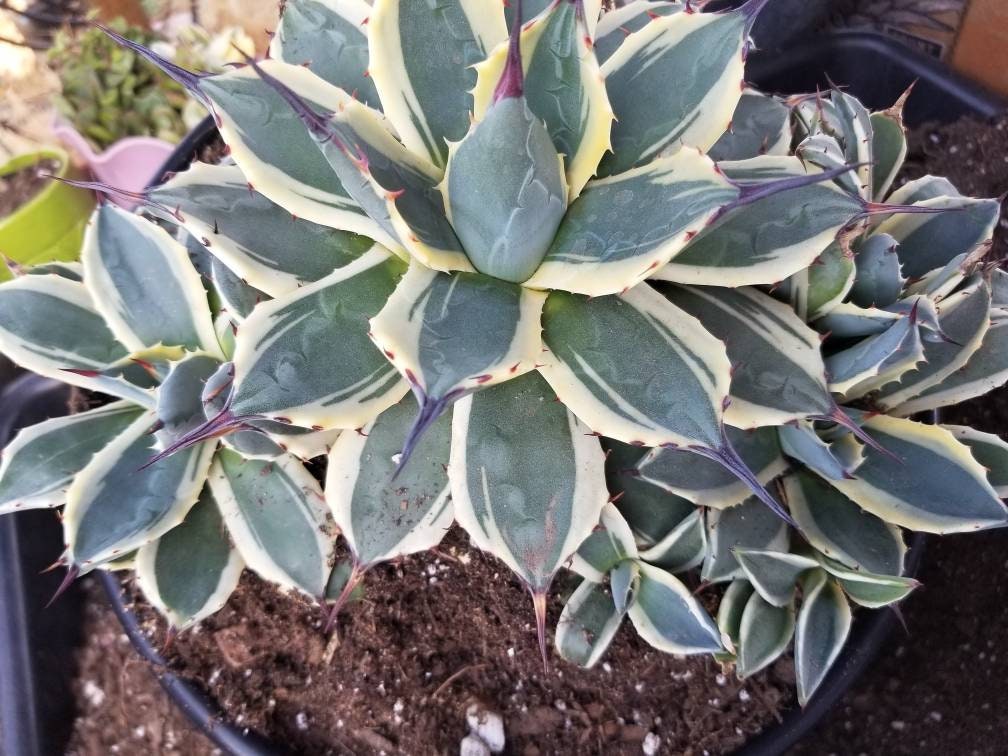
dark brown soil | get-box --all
[121,528,791,755]
[66,579,215,755]
[0,158,59,217]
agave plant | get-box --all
[1,0,1006,706]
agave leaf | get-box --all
[0,402,144,514]
[227,247,407,429]
[523,149,737,296]
[795,569,852,706]
[81,204,218,355]
[638,508,706,573]
[599,4,754,175]
[541,284,791,520]
[702,497,789,583]
[737,591,795,678]
[594,1,681,64]
[602,439,695,547]
[653,157,864,287]
[783,468,906,574]
[443,97,566,283]
[937,340,1008,417]
[271,0,380,108]
[828,415,1007,534]
[627,561,723,654]
[815,302,907,338]
[874,277,991,411]
[637,425,785,509]
[367,0,507,168]
[0,275,154,407]
[156,354,222,439]
[472,0,613,198]
[991,268,1008,312]
[151,163,373,298]
[826,314,924,400]
[197,63,396,248]
[541,284,728,449]
[849,232,904,308]
[716,578,753,654]
[662,284,836,427]
[886,174,961,205]
[709,89,791,163]
[942,425,1008,497]
[210,256,268,322]
[778,421,864,481]
[784,240,857,320]
[450,371,607,594]
[870,103,908,201]
[610,559,639,613]
[571,502,640,582]
[509,0,603,36]
[733,548,817,607]
[325,393,452,569]
[813,553,918,609]
[64,411,216,568]
[23,261,84,282]
[370,262,546,446]
[135,484,244,630]
[209,448,336,597]
[801,88,874,198]
[796,134,863,198]
[870,196,999,279]
[249,59,477,274]
[555,578,624,669]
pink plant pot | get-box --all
[53,121,175,209]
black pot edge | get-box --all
[83,31,997,756]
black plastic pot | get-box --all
[1,30,1003,756]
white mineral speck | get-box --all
[391,453,403,465]
[460,734,491,756]
[739,689,751,702]
[83,680,105,707]
[928,711,943,723]
[133,726,146,739]
[465,704,505,753]
[642,733,661,756]
[715,674,727,686]
[507,647,515,658]
[295,712,309,731]
[554,700,567,711]
[603,662,613,673]
[634,683,645,693]
[891,720,906,732]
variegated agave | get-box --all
[1,0,1006,707]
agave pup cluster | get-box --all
[1,0,1006,705]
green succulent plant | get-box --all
[2,0,1007,707]
[48,18,190,150]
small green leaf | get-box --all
[795,569,852,706]
[814,554,918,609]
[572,503,640,582]
[737,591,795,678]
[638,508,706,573]
[870,100,908,200]
[702,497,789,583]
[135,484,243,630]
[716,578,753,654]
[555,578,624,669]
[778,421,863,481]
[849,233,904,308]
[733,549,816,607]
[627,562,723,654]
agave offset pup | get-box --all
[1,0,1006,706]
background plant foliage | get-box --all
[2,0,1006,708]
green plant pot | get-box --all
[0,149,95,282]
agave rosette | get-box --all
[1,0,1006,704]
